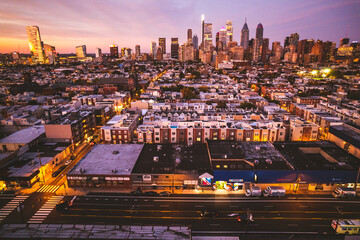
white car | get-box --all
[65,160,71,165]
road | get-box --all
[40,194,360,238]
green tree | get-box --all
[181,87,196,100]
[217,101,227,108]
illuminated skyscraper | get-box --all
[135,45,141,57]
[159,38,166,54]
[150,41,156,59]
[340,38,350,47]
[256,23,263,45]
[43,44,56,64]
[26,26,45,63]
[201,14,205,44]
[289,33,300,46]
[110,44,118,58]
[187,29,192,43]
[204,23,212,51]
[193,34,199,49]
[219,27,227,50]
[76,45,86,58]
[171,38,179,59]
[226,20,233,43]
[240,19,249,50]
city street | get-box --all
[38,194,360,238]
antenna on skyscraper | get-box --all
[245,17,247,23]
[346,25,349,38]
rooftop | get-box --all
[274,141,360,170]
[68,144,144,176]
[329,124,360,149]
[0,126,45,144]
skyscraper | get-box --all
[256,23,264,45]
[150,41,156,59]
[43,44,56,64]
[95,48,102,58]
[159,38,166,54]
[110,44,118,58]
[204,23,212,51]
[240,19,249,50]
[76,45,86,58]
[26,26,45,63]
[340,38,350,47]
[226,20,233,43]
[135,45,141,57]
[289,33,300,46]
[171,38,179,59]
[193,34,199,49]
[201,14,205,44]
[219,27,227,47]
[261,38,269,62]
[187,29,192,43]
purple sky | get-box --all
[0,0,359,54]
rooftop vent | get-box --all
[176,158,181,164]
[112,151,119,154]
[254,160,259,165]
[223,154,228,159]
[153,156,159,162]
[265,159,272,165]
[112,169,117,173]
[157,145,162,151]
[255,146,260,151]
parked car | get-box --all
[245,186,262,197]
[144,191,158,196]
[159,191,171,197]
[70,155,77,160]
[200,210,218,218]
[263,186,286,197]
[130,190,142,196]
[332,187,356,198]
[64,160,71,166]
[52,170,61,178]
[56,200,69,211]
[58,165,67,172]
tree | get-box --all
[217,101,227,108]
[179,71,185,79]
[68,91,75,100]
[181,87,196,100]
[239,102,256,109]
[62,70,72,76]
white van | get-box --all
[332,187,356,198]
[263,186,286,197]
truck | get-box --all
[245,186,262,197]
[332,187,356,198]
[263,186,286,197]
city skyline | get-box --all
[0,0,360,54]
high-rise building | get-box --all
[193,34,199,49]
[43,44,56,64]
[240,19,249,50]
[187,29,192,43]
[256,23,263,45]
[171,38,179,59]
[201,14,205,44]
[150,41,156,59]
[159,38,166,54]
[340,38,350,47]
[156,47,163,60]
[110,44,118,58]
[76,45,86,59]
[284,36,290,48]
[95,48,102,58]
[226,20,233,43]
[135,45,141,57]
[261,38,269,62]
[252,38,261,62]
[219,27,227,47]
[289,33,300,46]
[26,26,45,63]
[204,23,213,51]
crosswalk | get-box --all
[0,195,29,222]
[28,195,63,224]
[37,185,60,193]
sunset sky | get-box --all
[1,0,359,54]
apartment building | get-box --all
[101,113,139,144]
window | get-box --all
[153,176,158,178]
[155,132,159,135]
[230,132,234,136]
[172,132,175,135]
[216,165,220,168]
[166,176,169,178]
[280,132,283,136]
[155,137,160,141]
[224,165,228,168]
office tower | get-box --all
[95,48,102,58]
[26,26,45,63]
[256,23,264,45]
[121,47,126,57]
[11,52,20,60]
[150,41,156,59]
[226,20,233,43]
[219,27,227,47]
[187,29,192,43]
[43,44,56,64]
[110,44,118,58]
[76,45,86,58]
[201,14,205,44]
[193,34,199,49]
[229,46,244,60]
[125,48,132,57]
[240,18,249,50]
[228,41,237,48]
[156,47,163,60]
[284,36,290,48]
[340,38,350,47]
[252,38,261,62]
[261,38,269,62]
[171,38,179,59]
[135,45,141,57]
[204,23,212,51]
[289,33,300,46]
[159,38,166,54]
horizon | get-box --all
[1,0,360,54]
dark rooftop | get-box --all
[132,143,212,174]
[274,141,360,170]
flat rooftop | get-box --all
[68,144,144,176]
[0,126,45,144]
[207,141,293,170]
[274,141,360,170]
[330,124,360,149]
[132,143,212,174]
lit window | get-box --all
[216,165,220,168]
[224,165,228,168]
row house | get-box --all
[101,113,139,144]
